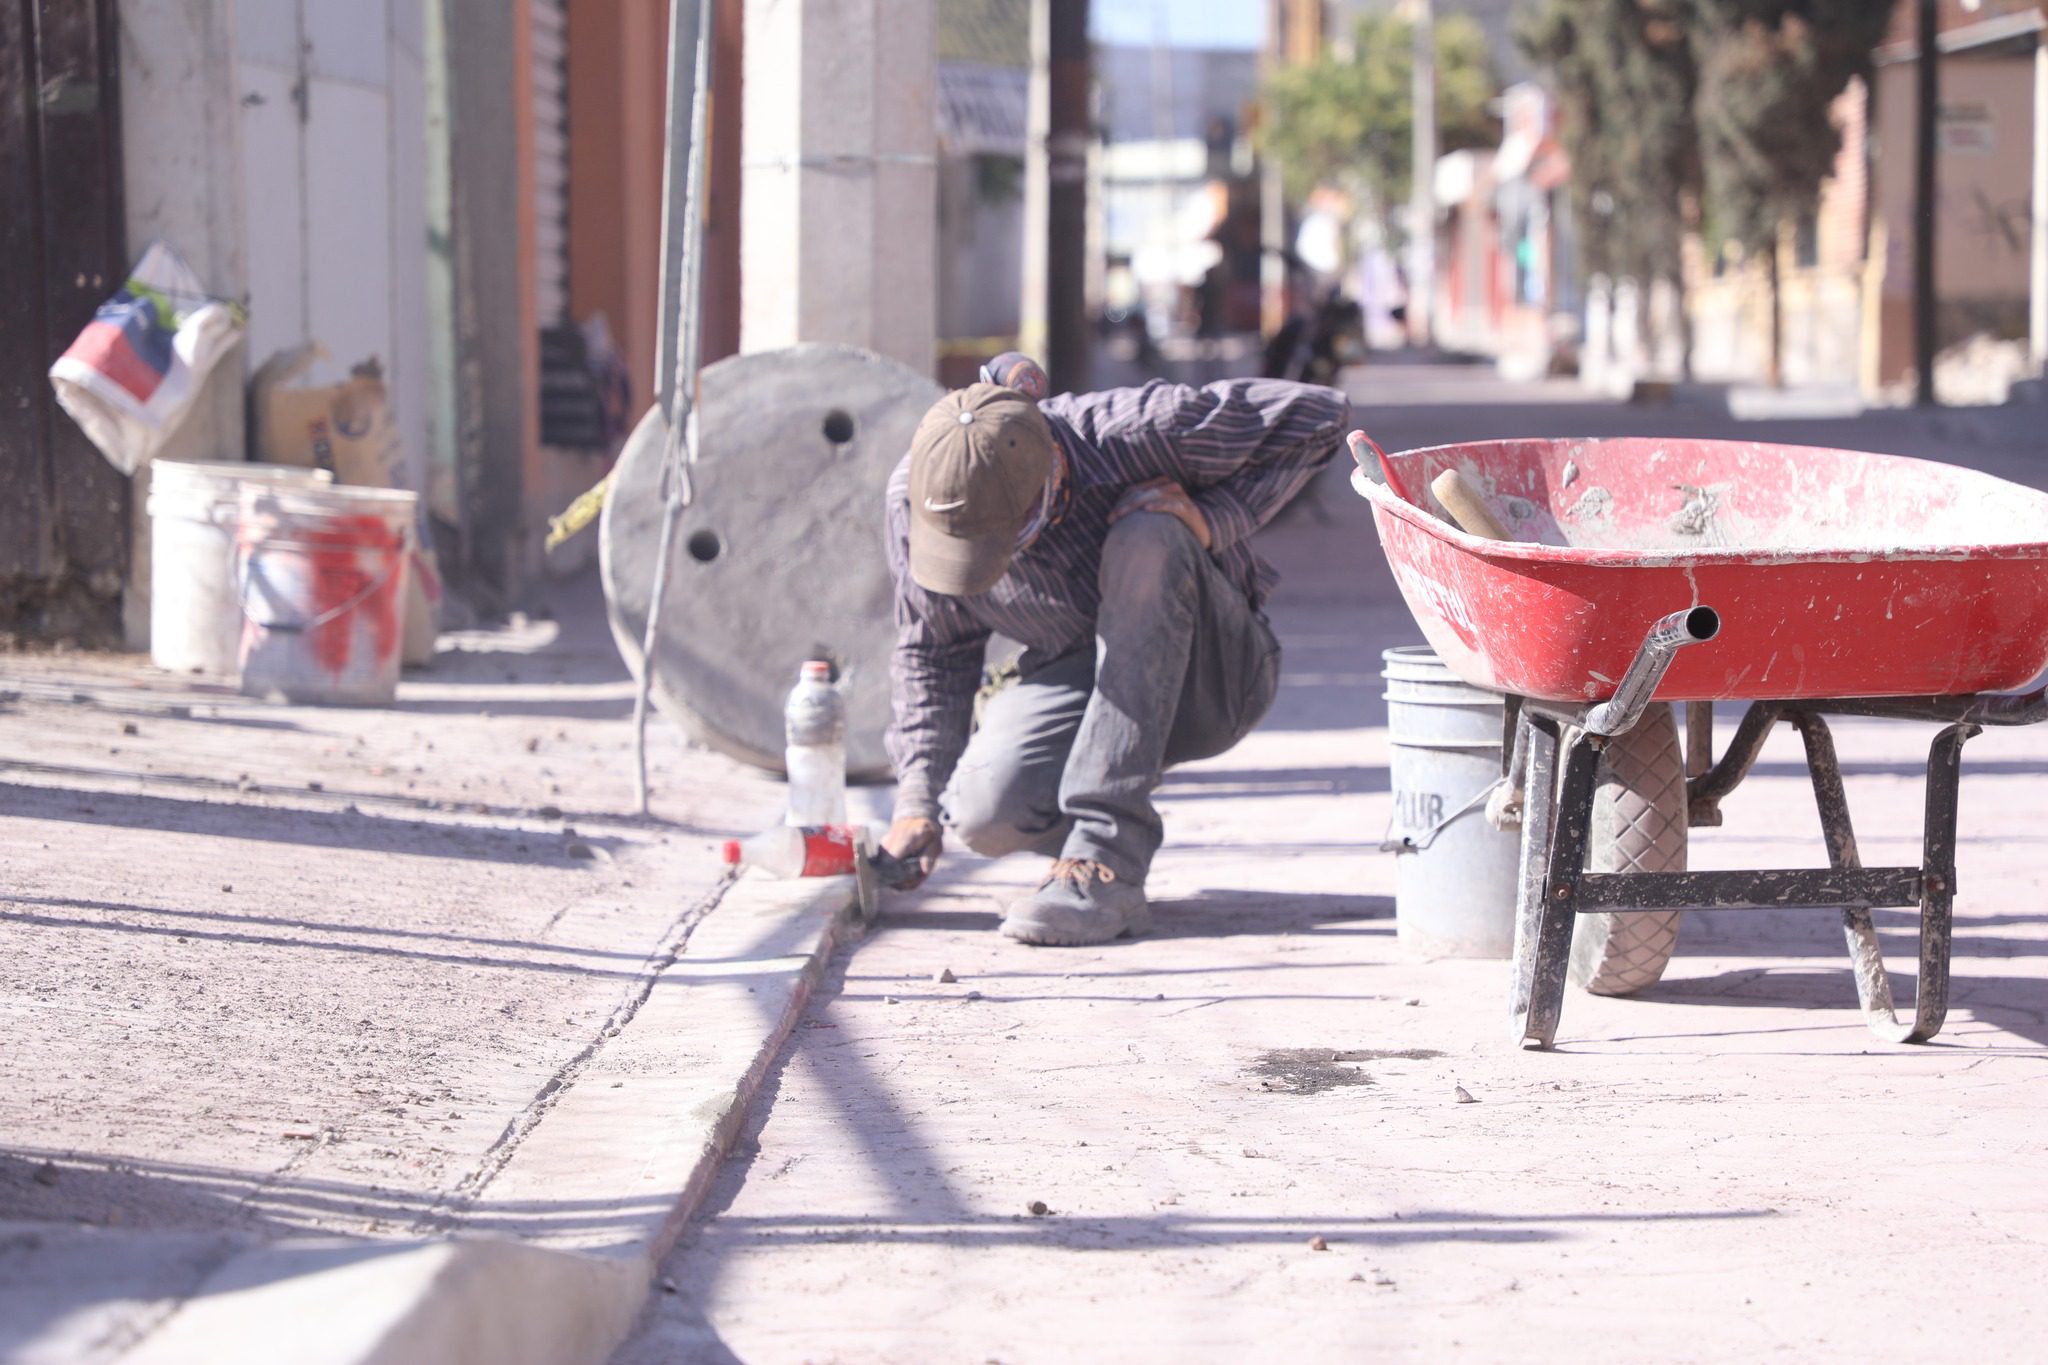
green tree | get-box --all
[1690,2,1893,384]
[1519,0,1699,374]
[1262,13,1499,229]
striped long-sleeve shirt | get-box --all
[884,377,1352,821]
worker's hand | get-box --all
[1110,477,1213,550]
[880,817,943,892]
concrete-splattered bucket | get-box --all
[146,460,333,674]
[236,484,416,705]
[1383,645,1521,958]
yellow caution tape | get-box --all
[545,472,613,552]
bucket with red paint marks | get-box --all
[235,484,417,705]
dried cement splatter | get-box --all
[1670,484,1723,538]
[1566,486,1614,521]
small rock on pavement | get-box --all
[120,721,137,736]
[660,1277,679,1295]
[32,1161,59,1186]
[936,967,957,984]
[538,805,564,820]
[1027,1200,1051,1216]
[1454,1084,1478,1104]
[564,840,596,860]
[1309,1235,1329,1251]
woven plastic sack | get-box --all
[49,242,242,475]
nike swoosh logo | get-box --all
[923,498,968,512]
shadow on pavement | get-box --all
[1,896,668,982]
[1145,888,1392,939]
[1158,764,1390,798]
[0,1145,686,1246]
[1645,964,2048,1049]
[0,781,624,865]
[6,894,656,965]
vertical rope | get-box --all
[633,0,717,815]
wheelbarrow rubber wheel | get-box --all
[1571,702,1686,996]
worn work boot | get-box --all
[1000,859,1152,946]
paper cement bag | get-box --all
[251,344,405,488]
[253,343,440,663]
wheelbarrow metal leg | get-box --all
[1509,713,1557,1044]
[1895,723,1973,1043]
[1517,726,1603,1049]
[1789,713,1900,1029]
[1800,714,1975,1044]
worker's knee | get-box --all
[944,764,1066,858]
[1100,511,1200,597]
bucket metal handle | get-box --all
[1380,774,1506,854]
[238,535,410,635]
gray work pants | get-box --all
[940,512,1282,883]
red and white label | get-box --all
[798,825,861,878]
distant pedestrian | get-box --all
[879,366,1350,945]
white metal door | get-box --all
[236,0,428,489]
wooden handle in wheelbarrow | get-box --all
[1430,468,1512,542]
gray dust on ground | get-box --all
[1247,1047,1444,1094]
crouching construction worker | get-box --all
[879,359,1351,945]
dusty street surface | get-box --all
[622,372,2048,1362]
[0,577,793,1356]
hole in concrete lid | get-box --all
[686,530,723,563]
[822,410,856,445]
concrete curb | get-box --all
[125,1237,648,1365]
[103,873,861,1365]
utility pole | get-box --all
[1914,0,1939,406]
[1023,0,1091,393]
[655,0,703,418]
[1409,0,1436,349]
[2031,22,2046,375]
[1260,0,1324,338]
[1258,0,1288,339]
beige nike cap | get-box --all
[907,382,1056,596]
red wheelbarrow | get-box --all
[1352,434,2048,1049]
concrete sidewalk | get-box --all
[618,379,2048,1361]
[0,575,865,1362]
[9,369,2048,1362]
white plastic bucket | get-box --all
[1383,645,1522,958]
[146,460,332,674]
[236,484,417,705]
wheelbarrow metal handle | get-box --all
[1581,606,1721,737]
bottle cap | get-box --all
[802,660,833,682]
[721,840,741,865]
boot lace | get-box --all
[1041,858,1117,889]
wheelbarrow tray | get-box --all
[1356,438,2048,703]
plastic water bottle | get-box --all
[722,824,872,878]
[784,660,847,826]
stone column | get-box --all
[2031,31,2046,374]
[740,0,936,376]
